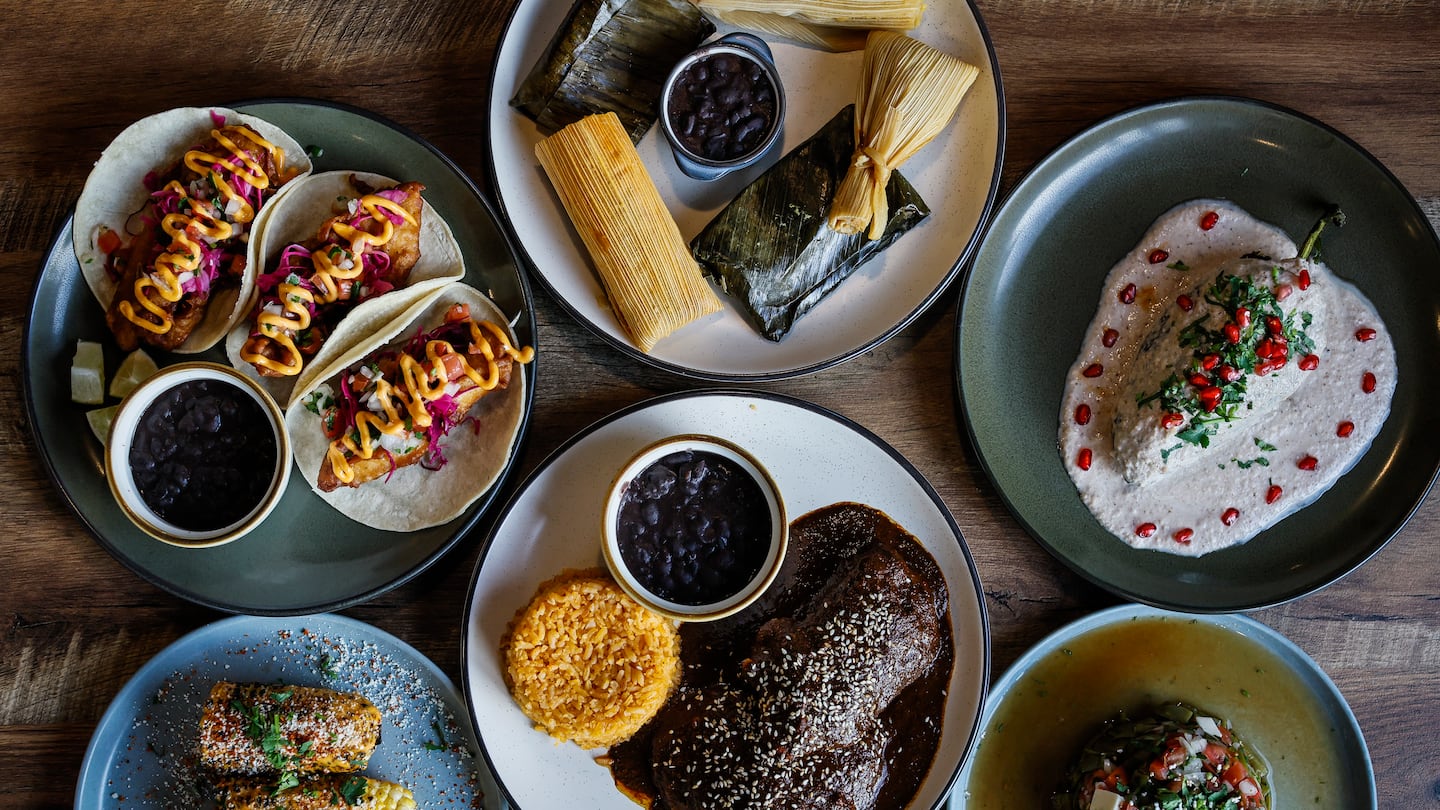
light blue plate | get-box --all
[952,604,1375,809]
[75,614,502,809]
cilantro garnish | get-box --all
[424,719,450,751]
[336,775,368,805]
[1136,272,1314,454]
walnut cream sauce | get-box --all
[323,306,533,486]
[240,194,416,376]
[118,125,287,336]
[1059,200,1396,556]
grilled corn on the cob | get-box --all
[200,682,382,774]
[211,773,417,810]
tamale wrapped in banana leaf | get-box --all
[512,0,714,143]
[211,773,416,810]
[691,105,930,341]
[199,682,382,775]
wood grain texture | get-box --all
[1,0,1437,806]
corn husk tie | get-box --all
[828,32,980,239]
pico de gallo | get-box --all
[1054,702,1269,810]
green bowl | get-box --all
[956,96,1440,611]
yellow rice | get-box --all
[502,569,680,749]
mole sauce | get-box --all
[608,502,953,809]
[128,379,277,532]
[667,51,777,162]
[616,450,770,606]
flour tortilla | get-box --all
[224,170,465,406]
[285,282,528,532]
[73,107,313,353]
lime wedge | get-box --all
[70,340,105,404]
[86,404,120,444]
[109,348,159,398]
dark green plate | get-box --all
[24,99,536,615]
[956,96,1440,611]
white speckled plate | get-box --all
[487,0,1004,380]
[462,389,989,810]
[76,614,500,809]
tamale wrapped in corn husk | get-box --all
[697,8,869,52]
[199,682,381,775]
[535,112,722,352]
[695,0,924,41]
[511,0,713,143]
[211,773,416,810]
[828,32,979,238]
[691,105,930,341]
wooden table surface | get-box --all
[3,1,1437,807]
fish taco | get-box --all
[74,107,312,353]
[287,282,533,531]
[225,170,465,406]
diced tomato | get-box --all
[97,228,122,256]
[1163,736,1187,767]
[1221,758,1248,787]
[444,303,471,323]
[436,349,466,381]
[1203,741,1229,765]
[1149,757,1169,779]
[321,408,344,440]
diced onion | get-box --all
[1195,716,1223,738]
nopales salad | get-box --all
[1054,702,1269,810]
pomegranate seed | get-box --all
[1355,327,1377,342]
[1298,268,1312,290]
[1136,522,1157,538]
[1221,507,1240,526]
[1201,354,1220,371]
[1299,354,1319,371]
[1188,372,1210,387]
[1223,323,1241,344]
[1255,359,1284,376]
[1255,339,1274,359]
[1362,371,1377,393]
[1276,283,1293,300]
[1266,484,1283,504]
[1266,315,1283,335]
[1077,448,1093,470]
[1298,455,1318,471]
[1177,294,1194,311]
[1235,307,1251,329]
[1102,328,1120,347]
[1148,249,1169,264]
[1200,211,1219,230]
[1075,403,1092,425]
[1161,412,1185,429]
[1083,363,1104,378]
[1337,421,1355,438]
[1218,365,1241,383]
[1119,283,1137,304]
[1173,528,1194,544]
[1199,386,1223,412]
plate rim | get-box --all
[459,387,992,810]
[22,96,539,616]
[950,603,1378,808]
[953,93,1440,612]
[483,0,1008,382]
[73,612,491,809]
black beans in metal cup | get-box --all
[615,450,771,606]
[668,51,778,162]
[128,379,278,532]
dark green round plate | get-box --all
[956,96,1440,611]
[24,99,536,615]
